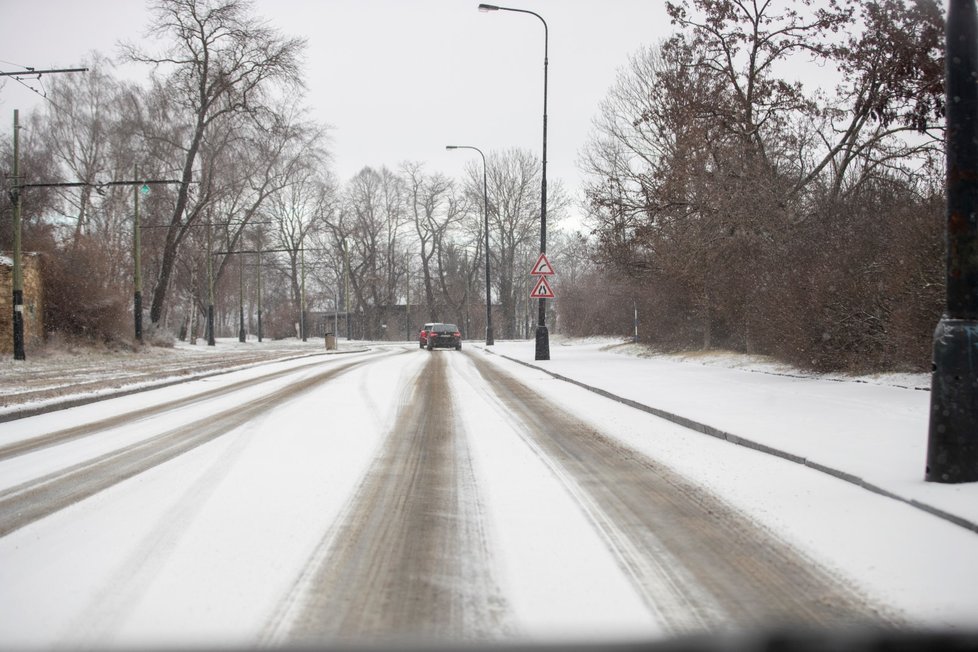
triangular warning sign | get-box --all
[530,275,555,299]
[530,252,555,276]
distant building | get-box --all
[0,252,44,354]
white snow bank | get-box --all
[484,338,975,528]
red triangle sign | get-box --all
[530,252,555,276]
[530,276,555,299]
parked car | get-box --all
[426,323,462,351]
[419,322,439,349]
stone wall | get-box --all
[0,252,44,354]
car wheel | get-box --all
[455,344,461,351]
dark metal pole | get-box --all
[300,245,307,342]
[206,218,215,346]
[405,261,411,341]
[535,10,550,361]
[133,165,143,344]
[927,0,978,483]
[345,242,352,341]
[447,145,495,345]
[478,4,549,358]
[11,110,25,360]
[482,151,495,346]
[257,245,263,342]
[238,254,245,343]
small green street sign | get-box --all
[140,184,151,195]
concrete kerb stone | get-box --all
[480,345,978,536]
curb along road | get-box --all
[479,346,978,536]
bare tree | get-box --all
[33,53,130,243]
[123,0,304,330]
[404,161,460,322]
[338,166,408,338]
[796,0,944,199]
[269,158,336,336]
[469,148,566,338]
[578,0,945,370]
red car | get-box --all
[419,322,439,349]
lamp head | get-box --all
[478,4,500,12]
[446,145,458,150]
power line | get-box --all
[140,221,275,230]
[0,66,88,116]
[0,68,89,77]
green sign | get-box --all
[140,184,151,195]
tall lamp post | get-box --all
[479,2,549,360]
[927,0,978,483]
[447,145,494,345]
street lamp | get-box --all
[926,0,978,483]
[447,145,494,345]
[478,2,550,360]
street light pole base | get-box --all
[926,317,978,483]
[535,325,550,360]
[486,326,494,347]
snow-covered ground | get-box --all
[475,338,978,630]
[0,336,976,647]
[484,337,971,527]
[0,337,353,418]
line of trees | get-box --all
[3,0,949,374]
[1,0,567,347]
[572,0,946,372]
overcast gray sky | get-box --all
[1,0,672,216]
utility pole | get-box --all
[344,240,351,340]
[4,67,87,360]
[257,244,263,342]
[206,217,215,346]
[97,174,180,343]
[927,0,978,483]
[7,160,173,354]
[3,114,91,358]
[10,110,25,360]
[300,243,307,342]
[133,165,143,343]
[405,260,411,341]
[238,254,245,343]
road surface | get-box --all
[0,345,887,648]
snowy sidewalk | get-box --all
[482,338,978,533]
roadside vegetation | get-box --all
[0,0,945,374]
[574,0,944,373]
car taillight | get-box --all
[454,332,461,337]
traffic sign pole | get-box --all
[530,252,556,352]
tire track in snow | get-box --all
[274,351,510,646]
[466,351,883,633]
[0,352,398,538]
[0,352,378,462]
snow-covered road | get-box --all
[0,344,974,648]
